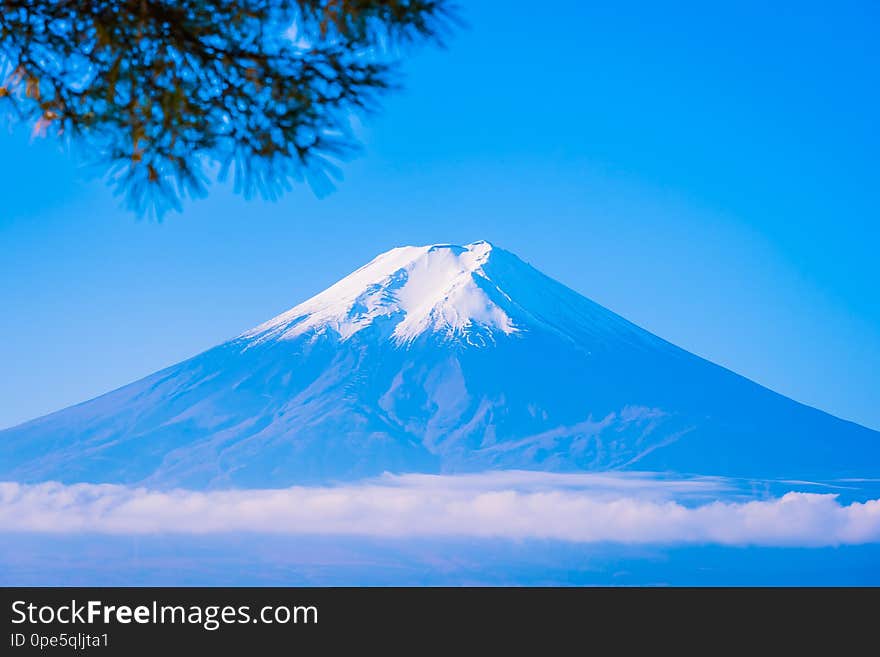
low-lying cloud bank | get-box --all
[1,472,879,546]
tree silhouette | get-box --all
[0,1,454,215]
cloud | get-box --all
[378,471,731,496]
[1,472,879,546]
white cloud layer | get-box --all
[1,472,879,546]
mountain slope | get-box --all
[1,241,877,487]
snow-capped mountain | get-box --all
[243,241,519,346]
[1,241,877,487]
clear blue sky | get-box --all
[1,0,878,431]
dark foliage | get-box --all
[0,1,454,215]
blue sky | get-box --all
[1,0,878,431]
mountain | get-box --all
[1,241,877,488]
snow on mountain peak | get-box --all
[243,241,519,346]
